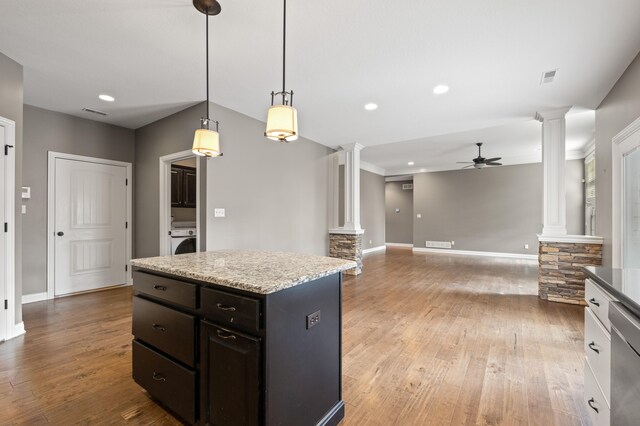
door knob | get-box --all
[57,231,64,236]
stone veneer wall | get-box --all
[539,241,603,305]
[329,233,362,275]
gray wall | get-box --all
[337,166,386,249]
[135,102,207,258]
[204,104,334,255]
[385,180,414,244]
[0,52,23,324]
[21,105,135,296]
[412,160,584,254]
[595,52,640,266]
[360,169,386,250]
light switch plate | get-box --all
[21,205,26,214]
[214,208,225,218]
[417,213,421,218]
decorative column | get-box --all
[535,107,603,304]
[329,143,364,275]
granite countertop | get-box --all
[584,266,640,318]
[131,249,357,295]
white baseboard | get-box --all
[363,245,386,255]
[22,292,48,304]
[412,247,538,261]
[385,243,413,248]
[7,321,25,340]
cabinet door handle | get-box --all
[153,285,167,291]
[216,330,237,340]
[589,298,600,307]
[587,398,599,413]
[588,342,600,354]
[152,372,166,382]
[152,323,166,332]
[216,303,236,312]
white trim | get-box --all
[537,234,603,244]
[363,245,386,255]
[360,161,385,176]
[11,322,25,339]
[328,228,365,235]
[582,138,596,158]
[385,242,413,248]
[412,247,538,261]
[0,116,16,341]
[158,150,201,256]
[22,292,48,304]
[385,175,414,182]
[47,152,133,300]
[612,115,640,267]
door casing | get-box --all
[0,116,16,340]
[47,151,132,299]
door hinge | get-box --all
[125,265,128,272]
[125,221,128,229]
[4,144,14,155]
[125,178,128,186]
[4,300,7,310]
[4,223,7,233]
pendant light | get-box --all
[265,0,298,142]
[192,0,223,157]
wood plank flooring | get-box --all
[0,248,588,425]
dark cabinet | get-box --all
[171,165,197,208]
[200,321,261,426]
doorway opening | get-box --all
[159,151,202,256]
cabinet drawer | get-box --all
[585,307,611,404]
[584,360,610,426]
[201,287,261,333]
[586,279,613,332]
[133,270,197,309]
[132,341,196,424]
[133,296,195,366]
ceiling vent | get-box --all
[82,107,108,116]
[540,69,557,84]
[402,183,413,190]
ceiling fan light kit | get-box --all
[265,0,299,142]
[191,0,223,157]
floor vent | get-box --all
[540,69,557,84]
[426,241,452,249]
[402,183,413,190]
[82,107,108,116]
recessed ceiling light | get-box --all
[364,103,378,111]
[420,168,427,172]
[98,94,115,102]
[433,85,449,95]
[408,161,415,166]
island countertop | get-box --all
[130,249,356,295]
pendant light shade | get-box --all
[265,104,298,142]
[193,119,221,157]
[265,0,299,143]
[192,0,223,157]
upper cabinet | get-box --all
[171,165,197,208]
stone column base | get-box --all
[538,235,603,305]
[329,230,363,275]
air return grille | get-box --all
[402,184,413,190]
[426,241,452,249]
[82,107,108,116]
[540,69,557,84]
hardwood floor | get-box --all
[0,248,588,425]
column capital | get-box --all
[340,143,365,152]
[535,106,572,122]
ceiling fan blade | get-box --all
[486,162,502,166]
[462,165,474,169]
[485,157,501,162]
[456,162,474,164]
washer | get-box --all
[170,228,197,255]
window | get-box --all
[585,152,596,235]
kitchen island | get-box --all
[130,250,356,426]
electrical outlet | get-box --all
[369,240,372,244]
[417,213,421,218]
[451,241,455,246]
[214,208,225,218]
[306,310,321,329]
[524,244,529,249]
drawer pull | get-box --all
[587,398,599,413]
[216,330,237,340]
[589,298,600,307]
[216,303,237,312]
[152,372,166,382]
[152,323,166,332]
[153,285,167,291]
[588,341,600,354]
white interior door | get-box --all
[0,128,6,341]
[54,158,127,296]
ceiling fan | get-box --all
[457,143,502,169]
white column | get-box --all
[535,106,572,237]
[341,143,364,231]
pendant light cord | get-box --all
[282,0,286,104]
[206,12,210,119]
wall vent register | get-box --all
[426,241,452,249]
[402,184,413,190]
